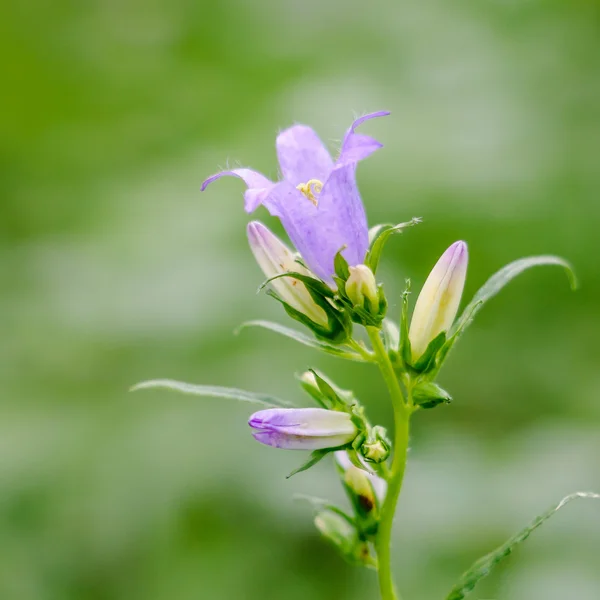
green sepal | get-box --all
[412,331,446,373]
[267,289,351,344]
[307,369,348,410]
[333,248,350,280]
[381,318,400,354]
[259,270,335,298]
[286,447,342,479]
[412,381,452,409]
[261,269,353,343]
[313,508,377,568]
[346,295,387,327]
[297,373,328,409]
[237,320,366,362]
[446,491,600,600]
[399,279,412,367]
[311,369,356,406]
[359,425,391,464]
[365,218,422,274]
[130,379,294,408]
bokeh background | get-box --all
[2,0,599,598]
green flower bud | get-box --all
[412,381,452,409]
[314,510,357,556]
[361,439,389,463]
[345,264,379,313]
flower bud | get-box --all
[299,370,318,388]
[247,221,328,327]
[248,408,358,450]
[345,264,379,313]
[335,451,387,506]
[314,510,357,557]
[361,439,389,463]
[409,241,468,361]
[344,465,378,515]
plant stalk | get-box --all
[367,326,411,600]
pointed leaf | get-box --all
[237,320,366,361]
[130,379,293,408]
[446,491,600,600]
[451,255,576,337]
[286,448,334,478]
[366,218,422,273]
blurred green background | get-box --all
[1,0,599,598]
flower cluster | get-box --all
[135,111,576,600]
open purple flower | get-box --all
[201,111,390,281]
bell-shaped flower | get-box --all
[249,408,358,450]
[247,221,328,327]
[409,241,468,361]
[202,111,390,282]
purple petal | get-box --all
[259,180,328,278]
[249,407,356,434]
[338,111,390,164]
[249,407,358,450]
[251,431,354,450]
[276,125,334,186]
[315,163,369,270]
[261,170,368,280]
[201,168,274,213]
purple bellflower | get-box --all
[201,111,390,282]
[248,407,358,450]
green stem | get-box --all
[367,326,411,600]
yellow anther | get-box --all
[296,179,324,206]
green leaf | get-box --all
[237,320,366,361]
[445,491,600,600]
[366,218,422,274]
[334,249,350,280]
[451,255,576,337]
[286,448,336,478]
[130,379,293,408]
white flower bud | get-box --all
[409,241,468,361]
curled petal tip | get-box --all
[349,111,391,132]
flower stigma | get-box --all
[296,179,323,206]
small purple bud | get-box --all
[248,408,358,450]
